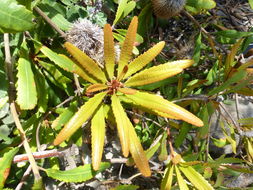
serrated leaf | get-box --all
[124,91,203,127]
[161,163,174,190]
[104,24,115,79]
[91,106,106,170]
[125,60,194,87]
[40,46,98,83]
[0,147,19,189]
[16,57,37,110]
[123,41,165,79]
[64,42,107,83]
[128,117,151,177]
[175,166,189,190]
[45,162,110,183]
[0,0,34,33]
[117,17,138,79]
[53,91,107,145]
[86,83,108,93]
[179,164,214,190]
[111,94,129,157]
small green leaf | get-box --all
[45,163,110,183]
[53,91,107,145]
[249,0,253,9]
[91,106,106,170]
[0,147,19,189]
[113,0,128,26]
[113,184,139,190]
[123,1,136,17]
[0,0,34,33]
[32,178,44,190]
[16,57,37,110]
[161,163,174,190]
[175,166,189,190]
[193,33,202,65]
[179,164,214,190]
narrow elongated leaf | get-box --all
[128,118,151,177]
[179,164,214,190]
[123,41,165,79]
[125,91,203,127]
[16,57,37,110]
[91,106,106,170]
[175,166,189,190]
[64,42,107,83]
[0,147,19,189]
[53,91,107,145]
[125,65,182,87]
[117,17,138,79]
[111,94,129,157]
[45,163,110,183]
[40,46,98,83]
[161,164,174,190]
[208,70,247,96]
[86,84,108,93]
[125,59,194,87]
[113,0,128,25]
[52,105,76,129]
[104,24,115,79]
[0,0,34,33]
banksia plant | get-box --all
[41,16,203,177]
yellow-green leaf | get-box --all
[125,66,182,87]
[64,42,107,83]
[128,118,151,177]
[175,166,189,190]
[161,163,174,190]
[104,24,115,79]
[117,16,138,79]
[16,57,37,110]
[179,164,214,190]
[123,41,165,79]
[86,83,108,93]
[124,91,203,127]
[53,91,107,145]
[40,46,98,83]
[91,106,106,170]
[111,94,130,157]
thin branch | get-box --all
[4,33,41,180]
[15,165,32,190]
[34,6,65,38]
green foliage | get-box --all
[45,162,110,182]
[0,0,34,33]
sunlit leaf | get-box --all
[125,60,194,87]
[0,147,19,189]
[52,105,76,129]
[117,16,138,79]
[53,91,107,145]
[45,163,110,182]
[0,0,34,33]
[64,42,107,83]
[91,106,106,170]
[40,46,99,83]
[86,84,108,93]
[104,24,115,79]
[124,91,203,127]
[175,166,189,190]
[16,57,37,110]
[111,94,129,157]
[161,163,174,190]
[123,41,165,79]
[179,164,214,190]
[113,0,128,26]
[128,117,151,177]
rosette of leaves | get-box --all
[41,16,203,177]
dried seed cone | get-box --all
[151,0,185,19]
